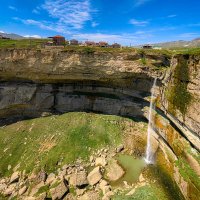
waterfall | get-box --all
[145,78,157,164]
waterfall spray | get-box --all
[145,78,157,164]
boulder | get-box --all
[139,174,145,182]
[95,157,107,167]
[99,180,110,195]
[37,192,47,200]
[69,171,88,188]
[76,188,86,196]
[102,191,114,200]
[10,171,20,183]
[4,187,13,196]
[77,191,100,200]
[18,185,27,195]
[50,180,69,200]
[3,183,17,196]
[106,160,125,181]
[63,193,76,200]
[37,170,47,182]
[87,167,102,186]
[46,173,56,185]
[30,182,45,196]
[116,144,124,153]
[99,180,108,189]
[0,183,7,192]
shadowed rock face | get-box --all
[0,82,150,121]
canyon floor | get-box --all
[0,112,184,200]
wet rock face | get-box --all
[161,55,200,137]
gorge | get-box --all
[0,48,199,200]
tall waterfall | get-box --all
[145,78,157,164]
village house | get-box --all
[85,41,96,46]
[48,35,65,45]
[98,41,108,47]
[0,35,10,40]
[142,44,153,49]
[111,43,121,48]
[70,39,79,45]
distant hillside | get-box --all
[151,37,200,48]
[0,32,24,39]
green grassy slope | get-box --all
[0,112,133,176]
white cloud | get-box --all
[13,18,71,34]
[91,22,99,27]
[9,6,17,11]
[129,19,149,26]
[0,30,5,33]
[24,35,42,38]
[42,0,93,29]
[134,0,151,7]
[16,0,96,34]
[167,14,177,18]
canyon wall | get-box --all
[0,48,167,122]
[0,48,199,199]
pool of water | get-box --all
[112,154,146,185]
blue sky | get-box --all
[0,0,200,45]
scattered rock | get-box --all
[63,193,76,200]
[76,188,86,196]
[126,188,136,196]
[102,191,114,200]
[139,174,145,182]
[0,183,7,192]
[46,173,56,185]
[87,167,102,186]
[4,187,13,196]
[37,170,47,182]
[30,182,45,196]
[10,171,20,183]
[90,156,94,163]
[50,180,69,200]
[69,171,88,188]
[116,144,124,153]
[28,172,37,181]
[99,180,108,190]
[78,190,100,200]
[37,192,47,200]
[95,157,107,167]
[8,165,11,170]
[18,185,27,195]
[106,160,125,181]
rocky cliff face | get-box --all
[160,54,200,137]
[0,48,168,121]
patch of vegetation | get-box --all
[0,39,48,48]
[166,56,192,117]
[35,185,49,196]
[113,185,168,200]
[49,181,61,189]
[141,57,147,65]
[173,48,200,55]
[0,112,131,176]
[175,158,200,189]
[82,47,95,54]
